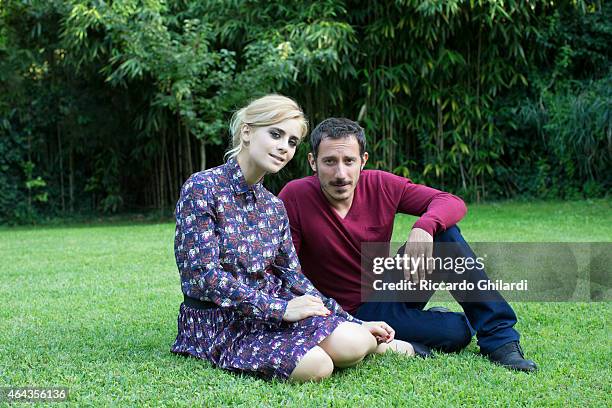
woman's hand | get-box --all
[282,295,331,322]
[362,321,395,343]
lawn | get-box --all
[1,199,610,406]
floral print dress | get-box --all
[170,158,361,380]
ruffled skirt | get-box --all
[170,303,348,380]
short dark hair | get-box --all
[310,118,366,159]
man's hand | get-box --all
[403,227,434,284]
[282,295,330,322]
[362,321,395,343]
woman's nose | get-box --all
[277,139,289,152]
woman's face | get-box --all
[243,118,303,174]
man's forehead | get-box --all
[318,135,360,156]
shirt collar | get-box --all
[225,157,263,200]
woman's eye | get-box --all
[270,131,280,138]
[289,139,298,147]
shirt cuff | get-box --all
[266,297,288,324]
[350,315,363,325]
[412,219,436,236]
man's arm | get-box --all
[397,181,467,236]
[388,174,467,282]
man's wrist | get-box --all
[412,220,435,236]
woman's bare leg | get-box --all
[289,346,334,382]
[375,340,415,356]
[292,323,417,380]
[318,322,378,368]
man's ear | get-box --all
[361,152,369,170]
[307,152,317,173]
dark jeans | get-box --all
[354,225,520,354]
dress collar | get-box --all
[225,157,263,200]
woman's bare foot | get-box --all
[375,340,415,356]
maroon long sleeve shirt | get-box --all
[278,170,467,314]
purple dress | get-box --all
[170,158,361,380]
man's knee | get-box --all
[438,317,472,352]
[434,225,462,242]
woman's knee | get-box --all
[319,322,376,367]
[289,346,334,382]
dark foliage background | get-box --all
[0,0,610,224]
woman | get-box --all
[171,94,417,381]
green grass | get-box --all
[1,199,610,406]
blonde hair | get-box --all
[225,94,308,160]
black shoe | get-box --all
[485,341,538,372]
[412,342,434,359]
[426,306,450,313]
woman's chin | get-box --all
[266,162,287,173]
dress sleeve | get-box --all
[176,180,287,324]
[277,185,302,254]
[270,213,363,325]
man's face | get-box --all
[308,135,368,205]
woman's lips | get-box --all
[269,153,285,163]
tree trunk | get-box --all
[177,118,183,183]
[159,141,166,214]
[436,96,444,188]
[171,130,178,197]
[153,155,160,209]
[164,130,173,206]
[200,139,206,171]
[459,159,467,192]
[27,133,32,213]
[185,123,193,176]
[69,147,74,213]
[57,124,65,212]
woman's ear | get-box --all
[241,124,251,146]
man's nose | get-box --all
[335,163,347,179]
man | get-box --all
[278,118,537,372]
